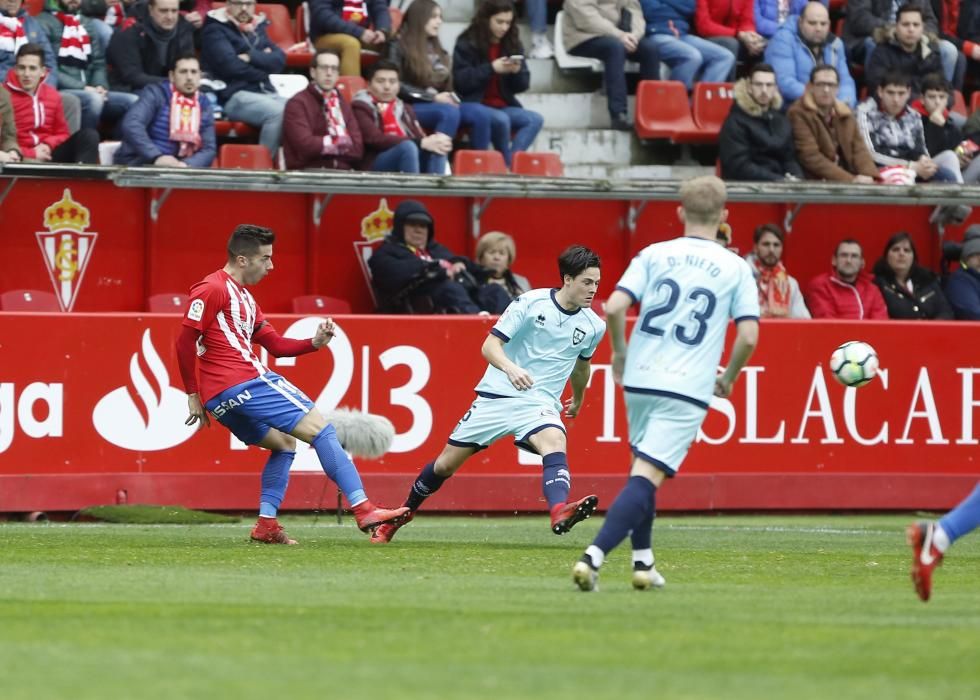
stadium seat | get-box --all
[389,7,404,34]
[554,11,602,72]
[686,82,733,141]
[952,89,967,118]
[270,73,309,98]
[255,4,294,51]
[219,144,275,170]
[972,91,980,114]
[336,76,367,103]
[0,289,59,311]
[512,152,564,177]
[453,149,507,175]
[24,0,43,15]
[213,120,258,139]
[635,80,699,141]
[291,295,352,314]
[147,293,189,312]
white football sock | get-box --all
[584,545,605,569]
[933,524,951,552]
[632,548,654,567]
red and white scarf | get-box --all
[169,88,202,158]
[0,16,27,56]
[374,98,405,137]
[54,12,92,69]
[751,256,792,318]
[320,88,350,154]
[341,0,370,27]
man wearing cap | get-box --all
[945,228,980,320]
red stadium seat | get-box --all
[336,75,367,103]
[255,4,294,51]
[147,293,190,312]
[453,149,507,175]
[388,6,404,34]
[687,82,733,140]
[291,295,352,314]
[635,80,699,141]
[213,120,258,139]
[0,289,60,311]
[219,144,275,170]
[952,89,967,118]
[23,0,43,15]
[512,152,564,177]
[972,91,980,115]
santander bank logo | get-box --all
[92,329,197,450]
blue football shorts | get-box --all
[205,372,315,445]
[447,395,566,454]
[625,393,708,476]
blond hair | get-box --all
[476,231,516,266]
[679,176,727,227]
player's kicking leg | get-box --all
[908,482,980,601]
[250,429,299,545]
[371,443,476,543]
[525,428,598,535]
[629,507,666,590]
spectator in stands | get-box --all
[805,239,889,319]
[872,231,953,319]
[526,0,554,59]
[744,223,811,318]
[845,0,958,88]
[640,0,734,92]
[958,0,980,85]
[911,72,980,182]
[563,0,660,130]
[309,0,389,77]
[695,0,765,68]
[754,0,810,39]
[387,0,491,156]
[352,60,452,174]
[719,63,803,180]
[200,0,285,158]
[36,0,137,132]
[114,53,215,167]
[946,226,980,319]
[475,231,531,301]
[927,0,970,86]
[788,65,879,182]
[368,199,512,314]
[453,0,543,166]
[107,0,195,93]
[856,69,959,182]
[765,1,856,107]
[0,83,21,162]
[5,43,97,162]
[282,49,362,171]
[866,3,945,94]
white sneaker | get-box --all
[530,34,554,60]
[572,560,599,592]
[632,563,666,590]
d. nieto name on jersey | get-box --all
[667,255,723,278]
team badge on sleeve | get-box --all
[187,298,205,322]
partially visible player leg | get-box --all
[371,444,476,543]
[526,428,598,535]
[629,508,666,590]
[292,410,409,532]
[908,482,980,601]
[250,429,298,545]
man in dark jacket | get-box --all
[106,0,195,93]
[910,71,980,182]
[866,3,945,94]
[946,228,980,319]
[281,48,362,170]
[114,53,215,167]
[309,0,389,77]
[719,63,803,181]
[368,200,510,314]
[200,1,286,157]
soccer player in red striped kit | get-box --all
[176,224,408,544]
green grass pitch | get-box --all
[1,514,977,700]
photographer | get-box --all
[368,200,511,314]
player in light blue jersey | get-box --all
[572,176,761,591]
[371,246,607,544]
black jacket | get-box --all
[843,0,941,50]
[719,78,803,181]
[452,35,529,107]
[910,99,963,155]
[107,4,196,92]
[200,10,286,104]
[866,38,944,94]
[873,266,954,319]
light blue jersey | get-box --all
[616,236,759,407]
[474,288,606,410]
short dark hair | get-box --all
[809,64,838,83]
[896,2,924,22]
[878,70,912,90]
[749,63,776,80]
[169,53,198,72]
[921,72,950,95]
[227,225,275,260]
[366,59,401,81]
[312,49,341,69]
[16,43,46,66]
[558,245,600,281]
[754,223,784,244]
[835,238,863,256]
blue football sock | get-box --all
[629,506,655,552]
[542,452,571,508]
[939,483,980,544]
[259,450,295,517]
[591,476,655,556]
[405,462,447,511]
[312,425,366,507]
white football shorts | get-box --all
[448,395,566,454]
[625,392,708,476]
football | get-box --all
[829,341,879,388]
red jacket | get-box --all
[3,69,70,159]
[695,0,756,37]
[805,271,889,320]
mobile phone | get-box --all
[507,55,524,62]
[450,91,461,104]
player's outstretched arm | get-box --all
[481,334,534,391]
[252,322,330,357]
[714,319,759,398]
[176,325,210,427]
[604,290,633,386]
[564,358,592,417]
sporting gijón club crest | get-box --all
[35,189,98,312]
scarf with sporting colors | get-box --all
[751,255,792,318]
[169,89,202,158]
[54,12,92,68]
[374,97,405,137]
[320,88,352,154]
[0,16,27,56]
[341,0,370,27]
